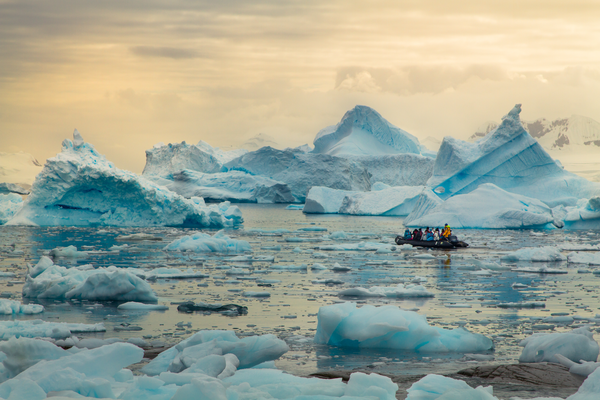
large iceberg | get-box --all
[314,302,493,353]
[150,169,295,203]
[347,154,434,186]
[0,193,23,224]
[405,183,557,229]
[142,141,222,176]
[304,185,424,216]
[23,256,158,302]
[224,147,371,201]
[6,130,243,227]
[429,104,600,205]
[312,105,425,157]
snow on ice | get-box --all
[5,130,243,228]
[0,193,23,224]
[337,284,434,298]
[519,327,599,363]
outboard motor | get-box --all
[449,235,458,243]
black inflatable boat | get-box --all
[395,235,469,249]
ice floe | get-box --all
[337,284,434,298]
[519,327,599,363]
[164,230,251,253]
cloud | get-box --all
[130,46,201,59]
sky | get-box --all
[1,0,600,173]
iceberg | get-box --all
[0,193,23,224]
[519,327,599,363]
[164,231,251,253]
[406,374,497,400]
[304,185,424,216]
[0,320,105,340]
[429,104,600,205]
[150,169,296,203]
[142,141,221,176]
[346,154,434,186]
[562,196,600,229]
[6,130,243,227]
[0,299,43,314]
[312,105,424,156]
[405,183,556,229]
[195,140,248,165]
[224,147,371,201]
[338,284,434,298]
[314,302,493,353]
[23,256,158,302]
[501,246,566,262]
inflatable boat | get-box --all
[395,235,469,249]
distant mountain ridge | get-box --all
[470,115,600,150]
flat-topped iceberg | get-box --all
[430,104,600,205]
[23,256,158,302]
[5,130,243,227]
[338,284,434,298]
[314,302,493,353]
[224,147,371,201]
[142,141,221,176]
[0,320,105,340]
[405,183,556,229]
[304,185,424,216]
[151,169,295,203]
[312,105,426,157]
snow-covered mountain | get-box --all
[242,133,279,151]
[470,115,600,149]
[0,151,42,186]
[312,105,431,157]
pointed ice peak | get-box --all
[73,129,84,147]
[503,104,522,121]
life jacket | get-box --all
[443,226,451,238]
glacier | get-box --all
[224,146,371,201]
[429,104,600,205]
[5,130,242,227]
[149,169,295,203]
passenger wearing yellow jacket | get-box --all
[442,224,451,240]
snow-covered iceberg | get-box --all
[347,154,434,186]
[150,169,295,203]
[224,147,371,201]
[196,140,248,165]
[314,302,493,353]
[0,299,43,315]
[429,104,600,205]
[405,183,557,229]
[304,185,424,216]
[312,105,426,157]
[6,130,243,227]
[23,256,157,302]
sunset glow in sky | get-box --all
[2,0,600,172]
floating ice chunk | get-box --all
[511,266,567,274]
[49,245,89,258]
[116,233,163,241]
[331,263,351,272]
[0,193,23,224]
[23,257,157,302]
[314,303,493,353]
[446,303,472,308]
[164,230,251,253]
[0,320,105,340]
[270,264,307,270]
[144,268,208,279]
[561,243,600,251]
[311,263,328,270]
[0,299,43,314]
[117,302,169,311]
[406,374,497,400]
[519,327,599,363]
[0,337,70,379]
[497,302,545,308]
[501,246,566,262]
[303,186,355,214]
[568,251,600,265]
[331,231,347,239]
[338,284,433,298]
[7,131,243,227]
[243,291,270,297]
[286,204,304,210]
[142,330,289,375]
[555,354,600,377]
[568,366,600,399]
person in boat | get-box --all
[412,229,419,240]
[403,228,412,240]
[418,228,424,240]
[433,228,440,241]
[442,224,451,241]
[426,228,434,241]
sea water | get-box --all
[0,204,599,377]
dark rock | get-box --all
[176,301,248,315]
